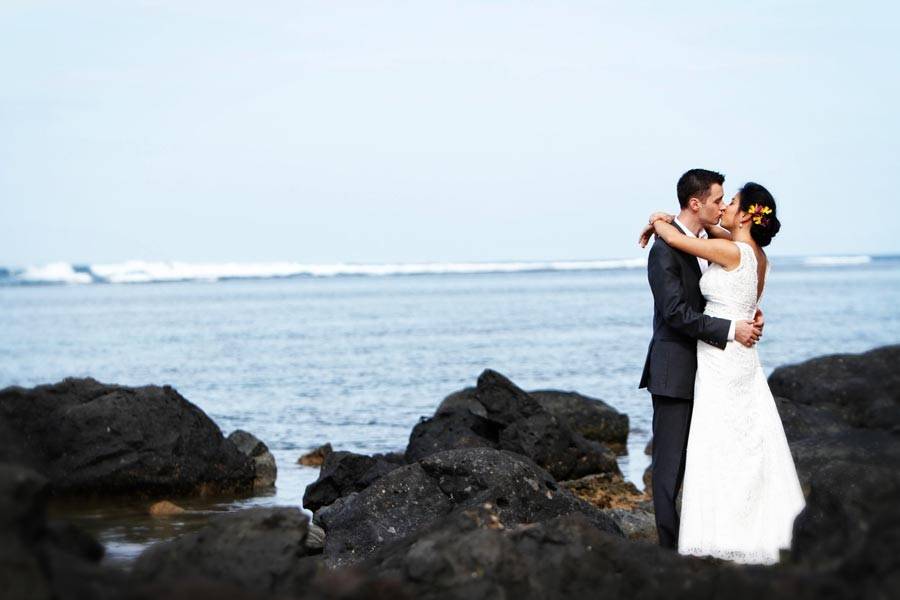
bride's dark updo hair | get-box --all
[739,182,780,247]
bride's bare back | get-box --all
[753,244,767,301]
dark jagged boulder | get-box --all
[405,410,504,461]
[774,396,853,443]
[499,410,618,481]
[789,430,900,533]
[790,443,900,599]
[435,386,486,417]
[131,507,320,597]
[770,348,900,596]
[0,378,255,497]
[783,422,900,598]
[317,463,453,565]
[529,390,629,452]
[792,457,900,567]
[227,430,277,489]
[438,386,629,451]
[368,507,842,600]
[789,429,900,489]
[303,451,406,513]
[408,371,619,481]
[317,447,622,565]
[768,344,900,432]
[0,463,123,600]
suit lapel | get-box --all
[671,222,702,279]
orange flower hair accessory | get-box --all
[747,204,773,227]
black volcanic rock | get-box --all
[0,463,123,600]
[0,378,255,497]
[774,396,853,443]
[529,390,629,452]
[367,507,843,600]
[131,507,319,597]
[303,451,406,513]
[768,344,900,432]
[790,429,900,489]
[435,386,486,417]
[404,410,504,462]
[408,370,619,481]
[788,430,900,598]
[316,447,621,565]
[228,430,277,489]
[437,383,629,451]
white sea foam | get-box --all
[803,255,872,267]
[89,261,311,283]
[6,254,880,285]
[86,258,648,283]
[17,262,93,284]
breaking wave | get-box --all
[2,254,890,286]
[802,255,873,267]
[0,258,648,285]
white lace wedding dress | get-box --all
[678,241,806,564]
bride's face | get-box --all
[721,193,743,230]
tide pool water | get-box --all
[2,257,899,563]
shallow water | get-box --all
[3,260,899,564]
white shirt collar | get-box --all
[673,217,707,239]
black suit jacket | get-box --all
[639,226,730,400]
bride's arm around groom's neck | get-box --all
[651,219,741,271]
[705,224,733,240]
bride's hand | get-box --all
[648,211,674,225]
[639,212,674,247]
[638,223,655,247]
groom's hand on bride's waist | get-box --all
[753,308,765,332]
[734,320,762,347]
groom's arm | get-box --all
[648,241,730,349]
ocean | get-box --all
[2,255,899,563]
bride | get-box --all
[646,182,805,564]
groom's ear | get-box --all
[688,197,702,212]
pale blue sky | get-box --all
[2,1,898,266]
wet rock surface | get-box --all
[131,507,320,597]
[0,378,256,497]
[228,430,277,489]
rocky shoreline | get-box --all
[1,344,898,599]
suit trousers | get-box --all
[651,394,693,549]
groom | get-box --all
[639,168,763,550]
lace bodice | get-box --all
[700,242,766,321]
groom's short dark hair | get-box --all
[677,169,725,208]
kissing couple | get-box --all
[639,169,805,564]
